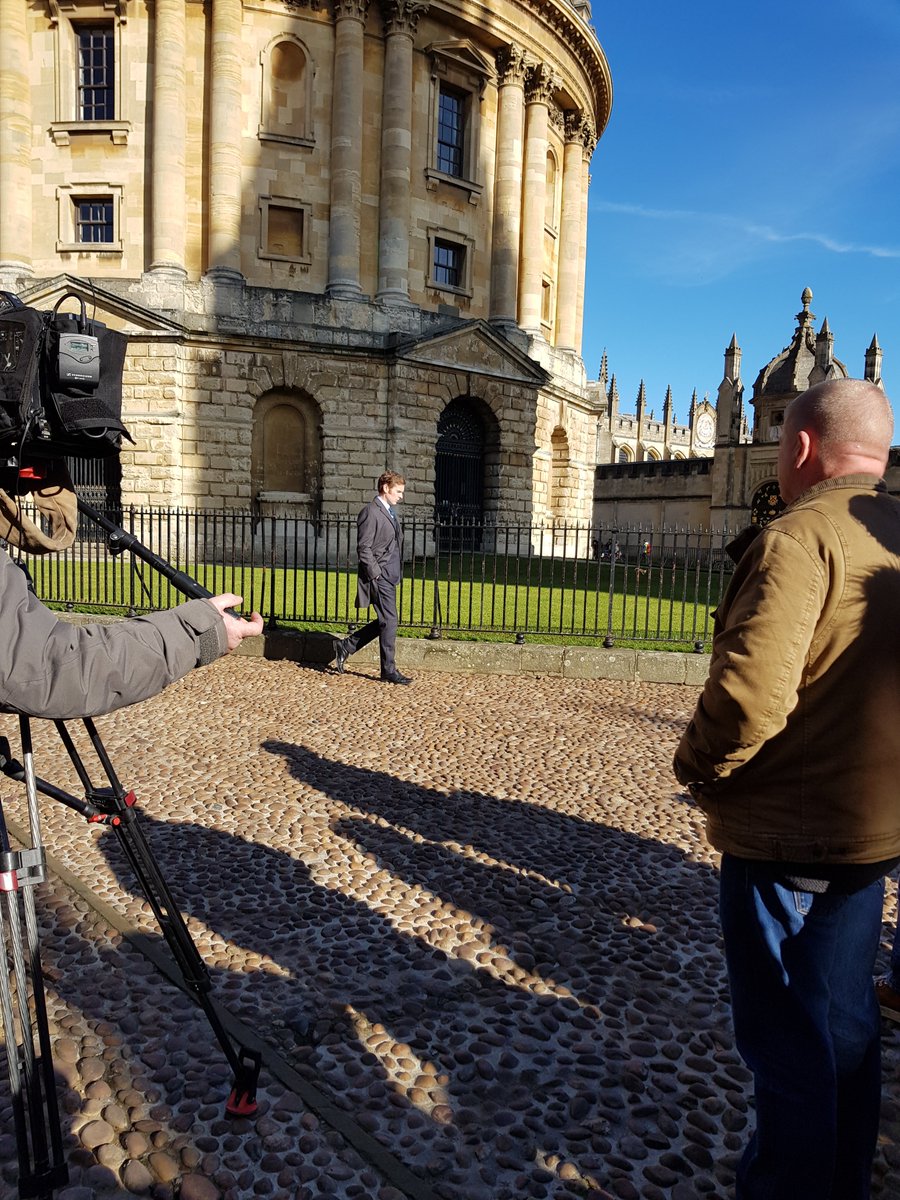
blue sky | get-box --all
[582,1,900,426]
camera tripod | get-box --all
[0,499,262,1199]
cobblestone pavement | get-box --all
[1,656,899,1200]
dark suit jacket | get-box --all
[356,497,403,608]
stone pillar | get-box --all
[150,0,187,277]
[0,0,32,284]
[489,44,527,329]
[574,120,596,355]
[207,0,243,281]
[518,64,556,334]
[376,0,426,304]
[555,112,586,351]
[327,0,369,299]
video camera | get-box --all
[0,289,133,461]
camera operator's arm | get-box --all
[0,551,262,720]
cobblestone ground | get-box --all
[1,656,899,1200]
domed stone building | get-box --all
[592,288,887,532]
[0,0,611,522]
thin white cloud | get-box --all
[593,200,900,261]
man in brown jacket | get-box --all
[674,378,900,1200]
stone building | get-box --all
[586,351,728,465]
[593,288,888,533]
[0,0,611,522]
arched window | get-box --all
[259,36,314,145]
[617,445,632,463]
[645,447,660,461]
[545,150,558,230]
[750,480,786,527]
[252,390,322,505]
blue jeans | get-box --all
[719,854,883,1200]
[887,890,900,989]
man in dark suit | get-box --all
[331,471,410,684]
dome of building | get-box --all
[753,287,848,401]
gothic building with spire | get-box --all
[587,350,730,465]
[592,288,888,532]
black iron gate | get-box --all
[435,398,484,548]
[66,456,122,538]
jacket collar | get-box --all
[725,474,886,564]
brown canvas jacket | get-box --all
[674,474,900,864]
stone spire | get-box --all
[809,316,839,384]
[865,333,883,387]
[608,373,619,417]
[663,385,674,426]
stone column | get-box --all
[327,0,369,299]
[575,120,596,355]
[0,0,32,284]
[489,45,527,329]
[150,0,187,277]
[376,0,427,304]
[554,112,586,351]
[517,64,556,334]
[207,0,243,281]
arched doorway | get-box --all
[435,397,485,523]
[750,480,785,528]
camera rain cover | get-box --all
[0,291,133,457]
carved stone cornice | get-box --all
[495,44,528,88]
[524,63,560,107]
[564,109,585,143]
[521,0,611,136]
[331,0,369,20]
[580,118,597,156]
[381,0,428,36]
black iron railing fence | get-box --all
[21,507,736,648]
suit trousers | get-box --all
[346,575,398,677]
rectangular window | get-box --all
[433,239,464,288]
[73,197,114,244]
[77,24,115,121]
[436,86,465,177]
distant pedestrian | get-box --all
[331,471,410,685]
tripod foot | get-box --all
[224,1047,261,1118]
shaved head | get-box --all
[778,379,894,503]
[785,379,894,465]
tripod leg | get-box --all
[56,718,260,1117]
[0,789,69,1200]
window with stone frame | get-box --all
[49,10,130,146]
[425,41,492,202]
[427,229,474,298]
[56,183,123,253]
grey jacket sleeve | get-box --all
[0,551,228,720]
[356,501,382,583]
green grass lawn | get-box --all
[30,554,722,652]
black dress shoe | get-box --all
[332,636,350,674]
[381,670,411,685]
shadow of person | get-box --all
[81,753,741,1199]
[261,740,727,1019]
